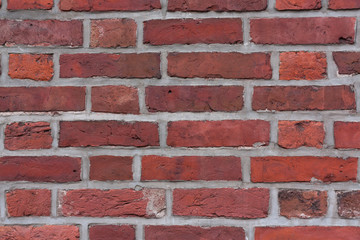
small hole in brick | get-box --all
[168,90,172,94]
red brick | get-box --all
[255,227,360,240]
[144,19,243,45]
[91,86,139,114]
[89,225,135,240]
[329,0,360,10]
[0,20,82,46]
[251,156,357,183]
[60,0,161,11]
[279,189,328,219]
[278,121,325,149]
[279,52,327,80]
[59,121,159,147]
[60,53,161,78]
[0,87,85,112]
[167,0,267,12]
[173,188,269,219]
[334,122,360,149]
[168,52,272,79]
[145,226,245,240]
[6,189,51,217]
[9,54,54,81]
[5,122,52,150]
[7,0,53,10]
[0,156,81,182]
[0,225,79,240]
[333,52,360,75]
[337,191,360,218]
[90,156,133,181]
[252,85,356,111]
[141,156,242,181]
[276,0,321,10]
[167,120,270,147]
[91,19,136,48]
[251,17,356,44]
[145,86,243,112]
[59,189,165,218]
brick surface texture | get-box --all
[0,1,359,240]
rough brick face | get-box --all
[90,156,133,181]
[337,191,360,218]
[144,19,243,45]
[6,189,51,217]
[59,189,166,218]
[5,122,52,150]
[146,86,244,112]
[59,121,159,147]
[91,86,140,114]
[278,121,325,149]
[141,156,242,181]
[0,20,82,46]
[251,18,356,44]
[255,227,360,240]
[334,122,360,149]
[279,52,327,80]
[276,0,322,10]
[173,188,269,219]
[333,52,360,75]
[251,156,357,182]
[167,120,270,147]
[89,225,135,240]
[329,0,360,10]
[252,86,356,111]
[91,19,137,48]
[168,52,272,79]
[7,0,53,10]
[0,156,81,182]
[9,54,54,81]
[60,53,161,78]
[145,226,245,240]
[167,0,267,12]
[59,0,161,11]
[279,189,328,219]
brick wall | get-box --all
[0,0,360,239]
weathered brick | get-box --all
[59,189,166,218]
[168,52,272,79]
[145,226,245,240]
[252,86,356,111]
[7,0,53,10]
[276,0,321,10]
[255,227,360,240]
[5,122,52,150]
[91,19,137,48]
[167,120,270,147]
[9,54,54,81]
[60,0,161,11]
[145,86,243,112]
[0,156,81,182]
[279,52,327,80]
[59,121,159,147]
[334,122,360,149]
[90,156,133,181]
[60,53,161,78]
[329,0,360,10]
[337,191,360,218]
[251,156,357,182]
[0,225,79,240]
[0,20,82,46]
[279,189,328,219]
[333,52,360,75]
[91,86,139,114]
[6,189,51,217]
[173,188,269,218]
[0,87,85,112]
[141,156,242,181]
[278,121,325,149]
[251,18,356,44]
[89,225,135,240]
[144,19,243,45]
[167,0,267,12]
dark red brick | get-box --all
[90,156,133,181]
[0,226,79,240]
[89,225,135,240]
[60,0,161,11]
[329,0,360,10]
[334,122,360,149]
[337,191,360,218]
[276,0,321,10]
[333,52,360,75]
